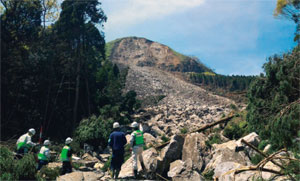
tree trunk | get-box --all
[73,58,81,131]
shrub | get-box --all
[203,169,214,180]
[16,153,37,180]
[205,134,223,148]
[250,154,264,165]
[223,121,248,140]
[36,167,60,181]
[180,127,188,134]
[0,146,16,180]
[102,156,112,172]
[258,140,269,151]
[161,135,170,143]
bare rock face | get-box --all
[236,132,261,158]
[182,132,209,172]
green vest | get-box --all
[134,130,144,145]
[17,141,28,150]
[60,145,70,161]
[17,135,29,150]
[38,146,49,161]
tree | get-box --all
[247,45,300,151]
[274,0,300,42]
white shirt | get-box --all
[16,133,36,147]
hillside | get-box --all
[106,37,213,73]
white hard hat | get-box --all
[113,122,120,129]
[131,122,138,128]
[65,137,73,144]
[28,128,36,135]
[44,140,50,146]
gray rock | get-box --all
[157,135,184,176]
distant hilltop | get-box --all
[106,36,213,73]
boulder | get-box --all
[263,144,271,153]
[151,125,165,137]
[167,160,184,178]
[236,132,261,158]
[182,132,208,172]
[157,135,184,176]
[205,141,251,173]
[99,154,110,162]
[119,147,158,179]
[47,162,62,169]
[170,160,205,181]
[143,133,156,147]
[56,171,104,181]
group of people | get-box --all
[16,121,145,179]
[16,128,74,175]
[108,121,146,179]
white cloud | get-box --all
[102,0,205,30]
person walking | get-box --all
[37,140,51,170]
[108,122,127,179]
[60,137,73,175]
[16,128,37,158]
[130,122,146,179]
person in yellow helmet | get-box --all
[130,122,146,178]
[16,128,37,158]
[60,137,73,175]
[37,140,51,170]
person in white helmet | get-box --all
[130,122,146,179]
[108,122,127,179]
[16,128,37,158]
[37,140,51,170]
[60,137,73,175]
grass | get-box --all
[205,134,223,148]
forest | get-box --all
[1,0,139,147]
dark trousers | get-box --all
[16,147,28,159]
[111,149,124,170]
[37,160,48,170]
[61,161,72,175]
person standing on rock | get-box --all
[130,121,146,179]
[37,140,51,170]
[16,128,37,158]
[108,122,127,179]
[60,137,73,175]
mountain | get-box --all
[106,36,237,134]
[106,36,213,73]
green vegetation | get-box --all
[188,72,255,93]
[161,135,170,143]
[36,167,60,181]
[250,154,264,165]
[105,38,122,59]
[180,127,188,134]
[246,45,300,152]
[203,169,214,180]
[205,133,223,148]
[102,156,112,172]
[0,146,36,180]
[223,110,249,140]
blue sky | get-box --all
[101,0,297,75]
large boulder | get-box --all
[170,159,205,181]
[143,133,156,147]
[157,135,184,176]
[182,132,209,172]
[205,140,251,175]
[56,171,104,181]
[167,160,184,178]
[118,147,158,179]
[236,132,261,158]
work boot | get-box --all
[133,169,138,179]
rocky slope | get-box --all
[108,37,236,135]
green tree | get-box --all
[274,0,300,42]
[247,45,300,151]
